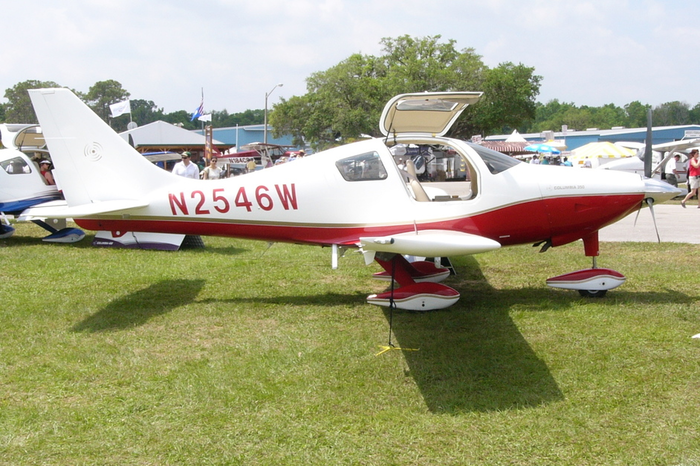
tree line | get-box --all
[531,99,700,134]
[2,36,699,149]
[0,79,263,133]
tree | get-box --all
[591,103,627,129]
[456,62,541,138]
[270,94,318,147]
[624,101,650,128]
[382,35,459,93]
[271,35,540,149]
[130,99,164,127]
[690,103,700,125]
[653,101,691,126]
[212,108,265,127]
[526,100,651,133]
[84,80,130,123]
[272,52,388,148]
[4,80,63,123]
[161,110,195,129]
[529,100,577,132]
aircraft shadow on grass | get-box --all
[69,258,693,414]
[71,279,205,333]
[370,256,563,414]
[380,303,564,414]
[377,256,695,415]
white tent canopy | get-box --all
[505,130,527,143]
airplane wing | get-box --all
[652,138,700,152]
[18,199,148,220]
[359,230,500,264]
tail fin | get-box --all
[29,88,175,207]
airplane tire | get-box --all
[578,289,607,298]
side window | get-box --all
[336,152,388,181]
[1,156,32,175]
[467,143,521,174]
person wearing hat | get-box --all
[39,160,55,185]
[172,151,200,179]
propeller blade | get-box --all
[646,198,661,243]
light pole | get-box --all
[264,83,283,145]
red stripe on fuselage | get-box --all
[74,193,643,248]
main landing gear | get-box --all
[366,253,459,311]
[545,232,626,298]
[31,219,85,243]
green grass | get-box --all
[2,223,700,465]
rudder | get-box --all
[29,88,175,208]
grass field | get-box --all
[2,222,700,465]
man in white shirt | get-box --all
[664,154,683,187]
[172,152,200,179]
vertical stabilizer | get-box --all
[29,88,175,207]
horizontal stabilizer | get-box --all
[19,199,148,220]
[360,230,500,257]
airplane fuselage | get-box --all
[70,137,646,250]
[27,88,682,308]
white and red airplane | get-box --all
[26,88,680,310]
[0,123,85,242]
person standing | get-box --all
[172,152,200,179]
[246,158,257,174]
[201,157,223,180]
[681,149,700,208]
[664,154,683,187]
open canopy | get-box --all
[379,92,482,138]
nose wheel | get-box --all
[547,255,626,297]
[578,289,607,298]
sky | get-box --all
[4,0,700,116]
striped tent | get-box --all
[570,142,636,167]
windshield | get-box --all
[467,142,521,174]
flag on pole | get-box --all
[191,102,204,121]
[198,113,212,122]
[110,99,131,118]
[191,89,204,121]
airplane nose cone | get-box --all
[643,177,682,204]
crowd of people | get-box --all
[171,150,307,180]
[528,154,573,166]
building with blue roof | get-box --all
[486,125,700,151]
[199,125,298,152]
